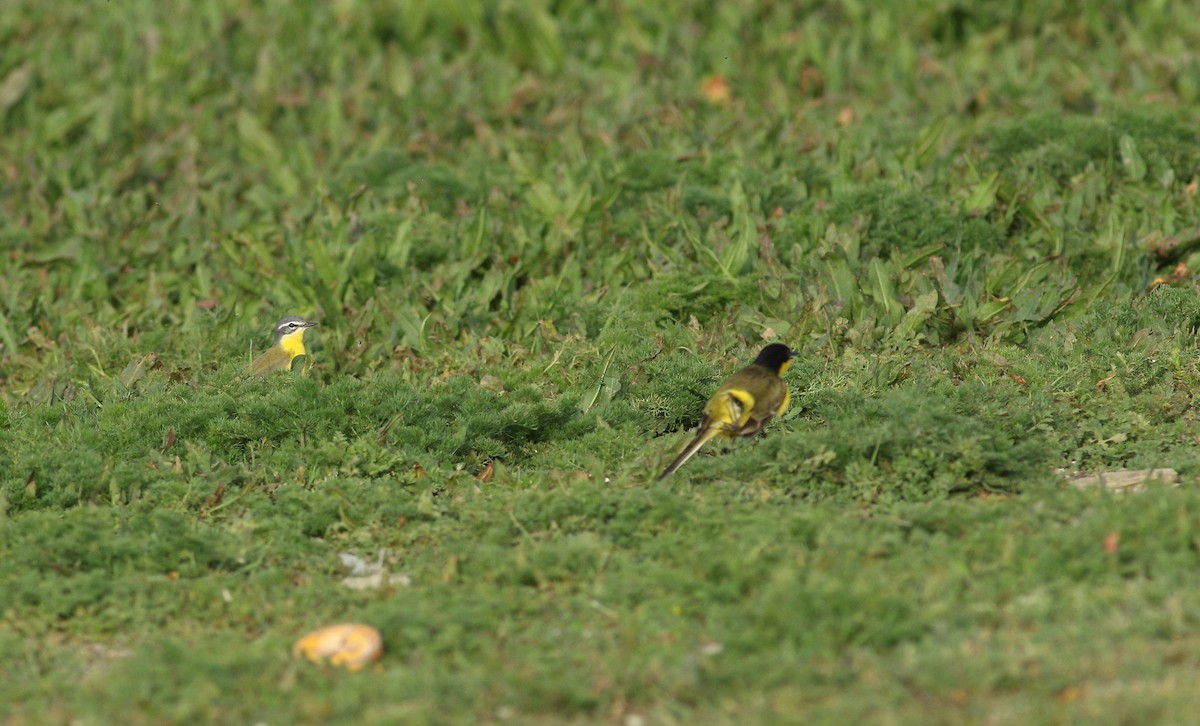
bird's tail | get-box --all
[658,425,723,480]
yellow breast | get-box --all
[278,329,308,360]
[251,330,309,375]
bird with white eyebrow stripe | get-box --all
[249,315,319,376]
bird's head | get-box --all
[273,316,318,349]
[753,343,795,375]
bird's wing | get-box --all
[251,348,290,375]
[705,388,755,435]
[733,379,788,437]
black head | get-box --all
[752,343,795,373]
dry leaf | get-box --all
[479,374,506,394]
[700,74,731,104]
[1103,530,1120,554]
[442,555,460,584]
[798,64,824,96]
[119,353,158,387]
[0,64,31,114]
[341,572,412,590]
[203,483,226,511]
[338,551,412,589]
[26,326,55,350]
[1065,468,1178,494]
[477,461,495,483]
[293,624,383,672]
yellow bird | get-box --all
[658,343,794,480]
[249,315,318,375]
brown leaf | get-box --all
[1066,468,1177,493]
[203,483,226,512]
[700,74,731,105]
[479,374,506,394]
[798,63,824,96]
[441,555,460,584]
[162,427,177,450]
[476,461,495,484]
[0,64,31,114]
[26,326,55,350]
[1103,530,1120,555]
[119,353,158,387]
[976,491,1013,501]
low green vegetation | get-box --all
[3,1,1200,723]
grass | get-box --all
[3,0,1200,723]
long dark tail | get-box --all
[658,425,722,480]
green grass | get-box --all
[4,0,1200,723]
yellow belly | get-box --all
[279,330,307,359]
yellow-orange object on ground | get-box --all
[292,623,383,672]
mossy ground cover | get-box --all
[4,1,1200,723]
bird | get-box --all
[658,343,795,480]
[249,315,318,375]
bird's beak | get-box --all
[304,321,319,328]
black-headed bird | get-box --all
[249,316,318,375]
[658,343,794,480]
